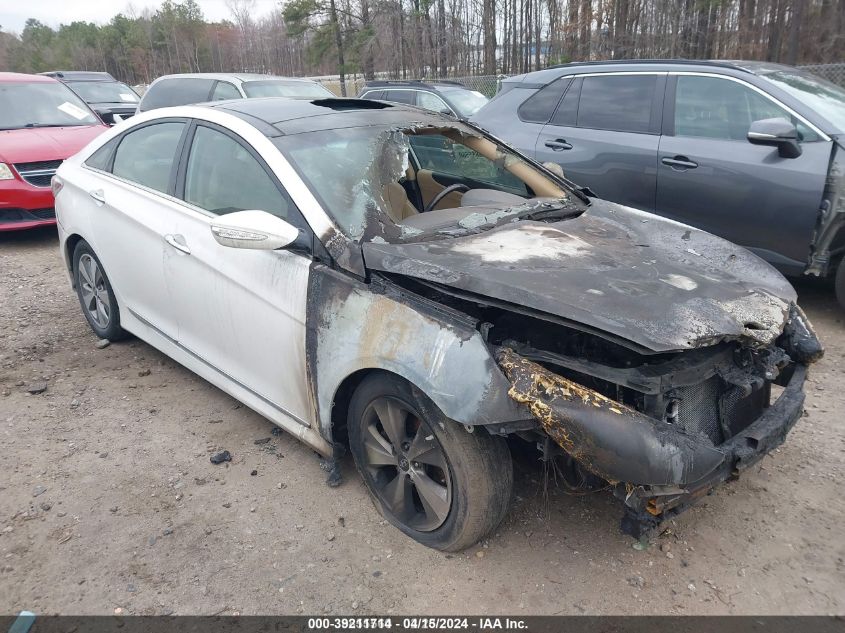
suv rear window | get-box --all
[577,75,657,134]
[139,78,215,112]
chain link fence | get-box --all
[798,63,845,87]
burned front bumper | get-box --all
[496,340,811,538]
[619,362,806,538]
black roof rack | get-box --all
[39,70,117,81]
[547,59,753,73]
[363,79,467,88]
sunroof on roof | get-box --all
[312,98,393,110]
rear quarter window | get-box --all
[139,78,215,112]
[85,137,119,171]
[518,78,571,123]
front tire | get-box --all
[836,258,845,310]
[72,240,126,341]
[348,372,513,551]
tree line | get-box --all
[0,0,842,96]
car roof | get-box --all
[152,73,319,85]
[509,59,802,85]
[202,97,452,136]
[0,72,58,84]
[40,71,117,82]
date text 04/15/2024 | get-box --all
[307,617,528,630]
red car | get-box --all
[0,72,108,231]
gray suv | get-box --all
[472,60,845,306]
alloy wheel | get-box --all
[361,396,453,532]
[78,253,111,329]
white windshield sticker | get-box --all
[119,93,137,102]
[57,102,90,120]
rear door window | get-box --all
[139,78,215,111]
[112,122,185,193]
[382,90,417,105]
[577,75,658,133]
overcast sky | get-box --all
[1,0,280,34]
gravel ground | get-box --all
[1,227,844,616]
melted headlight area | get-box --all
[492,303,822,539]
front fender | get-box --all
[306,265,526,442]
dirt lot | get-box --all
[1,226,844,616]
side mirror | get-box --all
[439,108,456,118]
[542,161,565,179]
[747,118,802,159]
[210,210,300,250]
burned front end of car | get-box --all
[361,194,825,538]
[490,303,822,538]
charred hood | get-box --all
[361,201,797,353]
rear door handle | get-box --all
[661,156,698,170]
[544,139,573,151]
[164,234,191,255]
[89,189,105,204]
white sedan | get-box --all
[54,97,817,550]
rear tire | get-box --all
[836,258,845,311]
[72,240,127,341]
[347,372,513,552]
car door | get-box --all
[534,73,665,212]
[164,121,315,426]
[80,119,188,340]
[656,74,832,273]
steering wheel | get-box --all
[424,183,470,212]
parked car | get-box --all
[41,71,140,124]
[472,60,845,306]
[54,97,821,550]
[137,73,335,113]
[357,80,489,118]
[0,72,108,231]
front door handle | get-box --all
[544,139,573,151]
[164,234,191,255]
[661,156,699,170]
[89,189,105,204]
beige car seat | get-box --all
[382,182,419,223]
